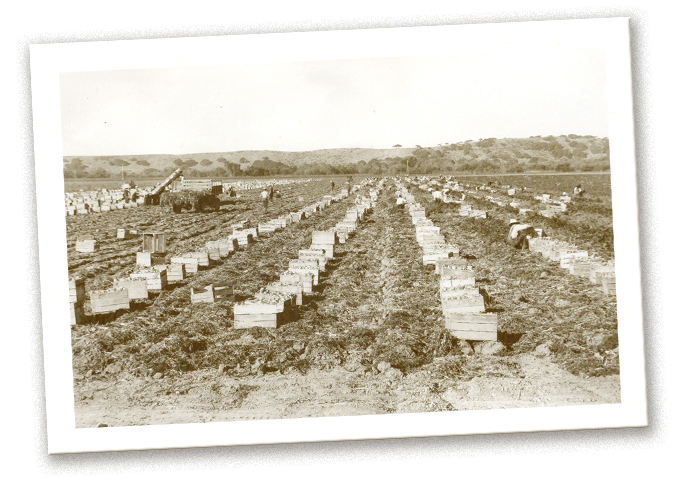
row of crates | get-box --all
[68,180,373,326]
[402,182,497,342]
[71,183,354,325]
[232,181,381,330]
[449,180,616,298]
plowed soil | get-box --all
[69,177,620,428]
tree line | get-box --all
[63,135,610,179]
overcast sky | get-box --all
[60,49,608,156]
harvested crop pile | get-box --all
[160,190,220,212]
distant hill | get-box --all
[63,135,609,179]
[63,147,416,178]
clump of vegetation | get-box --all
[160,190,220,212]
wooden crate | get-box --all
[412,217,433,226]
[69,278,85,304]
[232,232,253,248]
[270,218,288,228]
[130,269,168,291]
[213,282,234,302]
[181,178,213,191]
[171,256,199,274]
[418,233,445,245]
[310,243,334,259]
[290,212,304,223]
[559,251,589,269]
[440,277,476,288]
[539,242,559,259]
[568,258,595,278]
[442,295,485,314]
[152,263,186,282]
[280,272,313,294]
[191,285,215,304]
[590,265,616,284]
[345,211,360,223]
[439,268,475,280]
[76,240,97,253]
[70,303,86,326]
[602,275,617,296]
[288,259,320,285]
[136,252,167,268]
[528,237,554,254]
[336,221,357,233]
[298,250,327,271]
[205,247,221,261]
[234,300,289,316]
[225,237,239,253]
[90,289,130,314]
[416,226,441,237]
[242,227,259,240]
[115,278,148,300]
[192,251,210,267]
[312,230,337,245]
[423,252,450,266]
[436,258,470,275]
[233,312,284,329]
[167,263,186,281]
[439,286,481,299]
[266,282,303,305]
[206,240,230,258]
[335,231,349,243]
[445,312,498,341]
[258,224,280,235]
[141,233,166,253]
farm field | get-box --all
[454,172,613,197]
[65,175,342,193]
[454,174,615,260]
[68,175,620,428]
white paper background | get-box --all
[3,0,672,475]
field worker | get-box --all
[507,221,537,249]
[261,188,269,209]
[331,180,335,192]
[574,184,584,197]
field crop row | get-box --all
[71,180,372,379]
[66,178,349,295]
[410,184,619,378]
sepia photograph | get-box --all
[30,17,646,453]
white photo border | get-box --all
[30,17,646,454]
